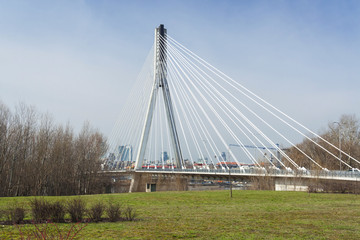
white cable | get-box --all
[166,46,246,169]
[166,41,281,168]
[167,35,358,168]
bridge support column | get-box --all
[129,172,141,193]
[274,177,309,191]
[130,172,188,192]
[135,24,183,170]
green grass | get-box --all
[1,191,360,239]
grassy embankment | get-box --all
[1,190,359,239]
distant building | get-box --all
[108,153,116,161]
[117,145,133,162]
[161,151,169,162]
[197,157,209,164]
[216,162,256,169]
[217,161,238,168]
[221,152,226,162]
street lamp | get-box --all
[333,122,342,171]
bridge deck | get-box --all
[102,169,360,182]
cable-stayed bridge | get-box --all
[104,25,360,192]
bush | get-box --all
[16,221,88,239]
[124,206,137,221]
[49,201,66,223]
[67,198,86,222]
[106,202,121,222]
[88,202,105,223]
[0,209,4,221]
[30,198,51,222]
[8,207,25,224]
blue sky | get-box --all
[0,0,359,143]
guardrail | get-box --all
[135,168,360,180]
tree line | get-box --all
[0,102,108,197]
[287,114,360,171]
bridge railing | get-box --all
[136,168,360,179]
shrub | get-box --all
[88,202,105,223]
[106,202,121,222]
[8,207,25,224]
[124,206,137,221]
[16,221,88,239]
[30,198,51,222]
[67,198,86,222]
[49,201,66,223]
[0,209,4,221]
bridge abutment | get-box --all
[274,177,308,191]
[129,172,188,192]
[99,171,359,194]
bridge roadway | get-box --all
[99,168,360,193]
[103,168,360,182]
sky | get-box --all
[0,0,359,145]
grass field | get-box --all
[1,190,360,239]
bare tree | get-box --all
[287,114,360,171]
[0,102,108,197]
[74,122,107,195]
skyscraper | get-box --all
[117,145,133,162]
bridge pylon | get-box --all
[134,24,183,170]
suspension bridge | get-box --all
[103,25,360,192]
